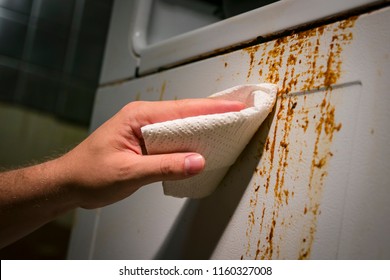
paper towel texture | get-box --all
[141,83,277,198]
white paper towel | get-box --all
[141,83,277,198]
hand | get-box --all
[0,98,244,247]
[61,99,245,209]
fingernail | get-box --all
[184,154,205,175]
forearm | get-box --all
[0,157,78,249]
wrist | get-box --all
[46,155,82,210]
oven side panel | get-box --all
[68,6,390,259]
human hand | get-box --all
[61,99,245,209]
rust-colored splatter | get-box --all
[159,81,167,101]
[245,45,260,79]
[242,15,357,259]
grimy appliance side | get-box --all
[68,1,390,259]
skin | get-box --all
[0,98,245,249]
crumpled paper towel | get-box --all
[141,83,277,198]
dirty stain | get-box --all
[247,46,260,79]
[135,92,141,101]
[159,81,167,101]
[242,15,357,259]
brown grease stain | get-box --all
[242,15,357,259]
[159,81,167,101]
[247,46,260,79]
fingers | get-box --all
[166,99,246,121]
[125,99,245,132]
[133,153,205,186]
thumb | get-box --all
[136,153,205,185]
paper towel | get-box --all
[141,83,277,198]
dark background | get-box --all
[0,0,113,259]
[0,0,113,126]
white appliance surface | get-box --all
[69,2,390,259]
[99,0,138,84]
[100,0,386,83]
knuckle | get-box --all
[175,99,191,108]
[159,156,182,177]
[122,101,144,113]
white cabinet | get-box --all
[69,3,390,259]
[99,0,138,84]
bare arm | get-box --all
[0,159,77,248]
[0,99,244,248]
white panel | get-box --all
[99,0,138,84]
[146,0,221,45]
[92,185,186,259]
[136,0,386,74]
